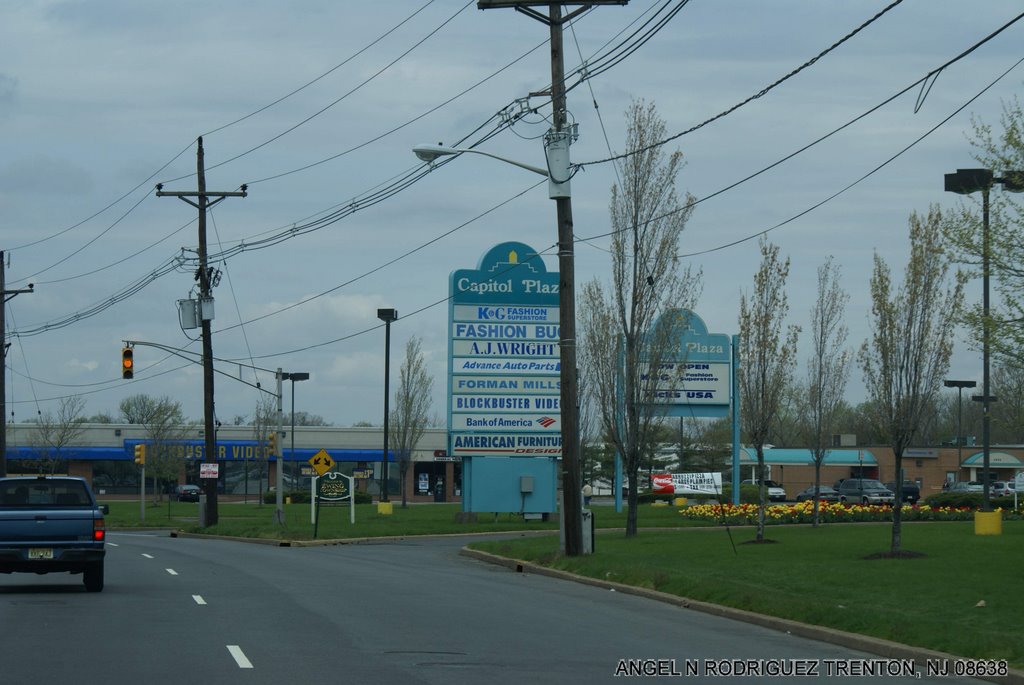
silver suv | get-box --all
[837,478,895,505]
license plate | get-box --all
[28,548,53,560]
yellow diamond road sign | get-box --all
[309,449,335,476]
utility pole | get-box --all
[1,251,34,477]
[477,1,626,556]
[156,138,246,526]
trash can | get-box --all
[433,481,445,503]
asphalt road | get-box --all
[0,531,993,685]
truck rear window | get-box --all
[0,480,92,508]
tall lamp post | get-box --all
[943,379,976,482]
[414,141,582,553]
[377,308,398,503]
[285,371,310,485]
[945,168,1024,511]
[411,0,627,558]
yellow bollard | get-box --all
[974,510,1002,536]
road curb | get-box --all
[459,547,1024,685]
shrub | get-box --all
[721,484,761,504]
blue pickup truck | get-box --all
[0,476,108,592]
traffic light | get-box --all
[121,347,134,380]
[268,432,278,456]
[133,443,146,465]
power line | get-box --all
[576,0,908,169]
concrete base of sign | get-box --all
[377,501,394,516]
[974,510,1002,535]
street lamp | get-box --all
[413,134,585,555]
[284,371,310,488]
[945,168,1024,510]
[273,370,310,523]
[943,379,976,480]
[377,308,398,503]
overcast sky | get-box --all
[2,0,1022,428]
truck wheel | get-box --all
[84,562,104,592]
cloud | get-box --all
[0,154,93,195]
[0,73,15,108]
[66,358,99,372]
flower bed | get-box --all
[677,499,1021,525]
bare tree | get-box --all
[119,394,189,503]
[251,396,276,505]
[860,207,964,555]
[579,99,700,537]
[797,257,851,526]
[389,336,434,508]
[739,238,800,542]
[27,396,87,474]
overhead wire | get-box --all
[12,0,665,296]
[673,54,1024,259]
[576,0,908,168]
[160,1,476,185]
[200,0,440,139]
[12,5,1015,406]
[3,2,949,341]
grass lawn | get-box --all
[471,521,1024,667]
[100,499,707,539]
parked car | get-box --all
[947,481,984,494]
[175,484,201,502]
[837,478,895,505]
[884,480,920,505]
[741,479,787,502]
[795,485,840,503]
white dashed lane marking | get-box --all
[227,645,254,669]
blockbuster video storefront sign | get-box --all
[448,242,561,459]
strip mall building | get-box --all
[4,423,1021,502]
[3,424,456,503]
[739,445,1024,499]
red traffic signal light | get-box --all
[122,347,134,379]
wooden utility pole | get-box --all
[156,138,246,526]
[0,251,34,477]
[477,1,627,556]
